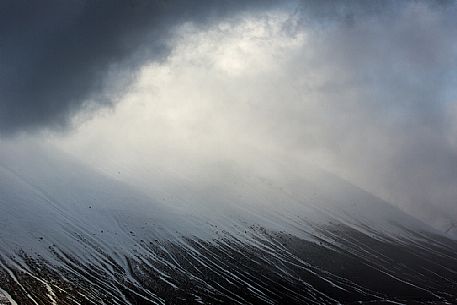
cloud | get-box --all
[3,0,457,234]
[51,1,457,234]
[0,0,275,135]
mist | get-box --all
[2,0,457,235]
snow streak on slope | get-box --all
[0,141,456,304]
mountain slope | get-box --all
[0,142,456,304]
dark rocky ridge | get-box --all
[1,223,456,305]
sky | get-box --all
[1,0,457,233]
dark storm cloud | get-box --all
[0,0,274,135]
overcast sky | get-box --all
[2,0,457,233]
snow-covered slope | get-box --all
[0,142,456,304]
